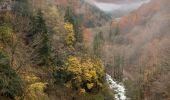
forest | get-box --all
[0,0,169,100]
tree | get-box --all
[64,6,83,43]
[113,54,124,82]
[0,24,13,42]
[40,31,50,66]
[28,10,47,38]
[28,10,50,66]
[93,31,104,58]
[64,22,75,48]
[13,0,33,16]
[55,55,105,92]
[0,49,23,99]
[109,23,119,42]
[65,56,82,89]
[0,24,17,68]
[22,74,49,100]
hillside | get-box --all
[0,0,114,100]
[101,0,170,99]
[0,0,170,100]
[88,0,151,17]
[55,0,111,28]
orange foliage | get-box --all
[82,27,93,49]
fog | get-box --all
[94,0,151,12]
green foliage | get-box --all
[113,54,124,82]
[28,10,47,38]
[28,10,50,66]
[124,80,144,100]
[0,50,23,98]
[93,31,104,58]
[64,7,83,43]
[109,24,119,42]
[40,31,50,66]
[0,24,13,42]
[13,0,33,16]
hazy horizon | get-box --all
[91,0,151,12]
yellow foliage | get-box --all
[67,56,82,75]
[64,22,75,47]
[93,59,105,78]
[24,74,40,83]
[65,56,105,91]
[29,82,47,91]
[82,58,97,81]
[0,25,13,42]
[22,74,49,100]
[87,83,94,90]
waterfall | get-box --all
[106,74,127,100]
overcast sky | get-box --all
[91,0,151,12]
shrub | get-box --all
[23,74,49,100]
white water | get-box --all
[106,74,126,100]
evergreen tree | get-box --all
[28,10,50,66]
[0,50,23,98]
[13,0,32,16]
[113,54,124,82]
[40,31,50,66]
[93,31,104,58]
[109,24,119,42]
[28,10,47,38]
[64,7,83,43]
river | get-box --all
[106,74,127,100]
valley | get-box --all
[0,0,169,100]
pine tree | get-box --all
[13,0,32,16]
[28,10,47,38]
[28,10,50,66]
[64,7,83,43]
[93,31,104,58]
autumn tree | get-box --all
[64,6,83,44]
[65,56,82,89]
[64,22,75,48]
[22,74,49,100]
[55,55,105,92]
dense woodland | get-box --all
[0,0,170,100]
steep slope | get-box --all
[88,0,151,17]
[55,0,111,27]
[107,0,170,99]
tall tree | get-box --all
[64,6,83,43]
[13,0,32,16]
[93,31,104,58]
[28,10,50,66]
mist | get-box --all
[94,0,151,12]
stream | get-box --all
[106,74,127,100]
